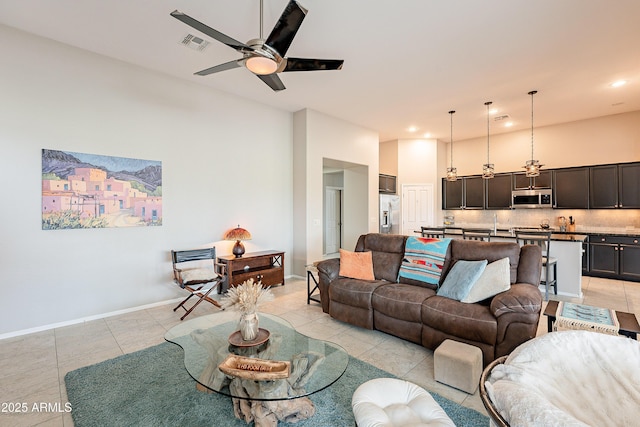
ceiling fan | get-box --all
[171,0,344,92]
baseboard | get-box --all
[0,298,184,341]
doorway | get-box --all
[324,187,342,255]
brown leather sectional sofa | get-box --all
[316,233,543,365]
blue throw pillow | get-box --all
[437,260,488,301]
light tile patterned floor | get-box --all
[0,276,638,426]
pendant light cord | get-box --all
[485,101,492,163]
[529,90,537,161]
[449,110,455,168]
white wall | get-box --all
[0,25,293,337]
[446,110,640,176]
[293,109,379,275]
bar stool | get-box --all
[420,227,446,238]
[462,228,492,242]
[515,230,557,300]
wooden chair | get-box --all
[462,228,492,242]
[420,227,446,238]
[515,231,557,300]
[171,247,225,320]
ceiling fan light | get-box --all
[246,56,278,75]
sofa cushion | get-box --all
[329,277,390,309]
[437,260,488,301]
[339,249,375,280]
[422,296,497,345]
[399,237,452,286]
[372,284,436,323]
[443,240,520,285]
[462,257,511,303]
[355,234,407,283]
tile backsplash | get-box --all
[443,209,639,234]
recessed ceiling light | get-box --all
[407,126,418,132]
[504,122,514,127]
[423,132,431,138]
[610,80,627,88]
[489,108,498,115]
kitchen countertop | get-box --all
[420,227,588,242]
[429,225,639,240]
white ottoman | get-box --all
[352,378,455,426]
[434,339,483,394]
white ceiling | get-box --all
[1,0,639,142]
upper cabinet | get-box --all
[442,176,483,210]
[486,174,513,209]
[463,176,484,209]
[590,165,618,208]
[553,167,589,209]
[442,178,463,209]
[441,161,639,211]
[379,174,397,194]
[590,162,640,209]
[513,170,552,190]
[619,162,640,208]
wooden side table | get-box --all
[306,263,321,305]
[218,250,285,288]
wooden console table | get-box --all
[218,250,285,288]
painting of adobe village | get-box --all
[42,149,162,229]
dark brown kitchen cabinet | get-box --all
[486,173,513,209]
[379,174,397,194]
[582,238,589,274]
[588,235,640,281]
[442,178,463,209]
[619,162,640,208]
[463,176,484,209]
[553,167,589,208]
[513,170,552,190]
[590,165,618,208]
[442,176,483,209]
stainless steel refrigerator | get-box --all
[379,194,400,234]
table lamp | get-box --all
[224,225,252,258]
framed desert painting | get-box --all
[42,149,162,229]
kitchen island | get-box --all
[415,227,586,298]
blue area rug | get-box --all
[65,342,488,426]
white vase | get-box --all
[239,312,259,341]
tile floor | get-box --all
[1,275,638,427]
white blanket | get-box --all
[485,330,640,426]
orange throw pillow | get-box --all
[339,249,375,280]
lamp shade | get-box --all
[224,226,252,241]
[224,225,251,258]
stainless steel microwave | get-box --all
[512,189,553,208]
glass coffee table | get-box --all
[165,311,349,424]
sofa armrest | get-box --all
[490,283,543,318]
[316,258,341,313]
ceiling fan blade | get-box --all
[170,10,252,53]
[195,60,242,76]
[264,1,307,57]
[257,74,286,92]
[283,58,344,72]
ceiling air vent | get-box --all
[494,114,511,122]
[180,34,210,52]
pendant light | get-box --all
[523,90,543,177]
[446,110,458,181]
[482,101,495,179]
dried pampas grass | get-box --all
[221,278,274,314]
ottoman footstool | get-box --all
[434,339,483,394]
[352,378,455,426]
